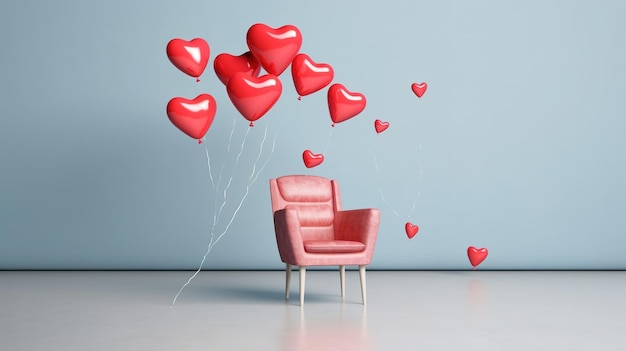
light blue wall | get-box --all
[1,0,625,269]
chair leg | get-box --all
[359,265,367,305]
[299,266,306,306]
[285,263,291,300]
[339,265,346,300]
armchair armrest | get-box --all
[334,208,380,247]
[273,207,306,265]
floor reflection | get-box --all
[467,277,487,314]
[281,304,372,351]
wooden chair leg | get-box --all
[285,263,291,300]
[339,265,346,300]
[359,265,367,305]
[299,266,306,307]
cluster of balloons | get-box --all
[165,23,370,143]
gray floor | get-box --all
[1,271,625,350]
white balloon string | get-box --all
[209,124,278,251]
[215,116,238,199]
[172,118,248,306]
[216,126,251,222]
[250,128,278,185]
[204,145,215,190]
[171,240,210,306]
[372,131,425,222]
[226,115,237,153]
[172,121,278,306]
[373,151,403,218]
[248,123,269,182]
[323,127,334,155]
[210,117,240,254]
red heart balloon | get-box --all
[411,82,428,98]
[327,84,367,125]
[246,23,302,76]
[227,72,282,126]
[213,51,261,86]
[467,246,489,269]
[166,94,217,140]
[302,150,324,168]
[291,53,334,98]
[374,119,389,134]
[166,38,210,80]
[405,222,419,239]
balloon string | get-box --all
[323,127,334,156]
[204,142,215,190]
[172,118,245,306]
[213,116,239,234]
[372,138,423,220]
[250,128,278,185]
[248,123,269,182]
[210,125,278,250]
[226,116,237,153]
[373,151,403,218]
[216,127,251,222]
[172,122,279,306]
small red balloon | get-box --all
[226,72,282,126]
[166,38,210,80]
[302,150,324,168]
[291,53,334,98]
[166,94,217,140]
[411,82,428,98]
[214,51,261,86]
[374,119,389,134]
[405,222,419,239]
[467,246,489,270]
[247,23,302,76]
[327,84,367,125]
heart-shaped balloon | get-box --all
[327,84,367,126]
[467,246,488,270]
[166,94,217,140]
[411,82,428,98]
[291,53,334,98]
[246,23,302,76]
[227,72,282,126]
[166,38,210,80]
[302,150,324,168]
[374,119,389,134]
[213,51,261,86]
[405,222,419,239]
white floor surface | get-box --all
[1,270,625,350]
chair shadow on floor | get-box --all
[180,284,348,305]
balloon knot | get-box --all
[473,267,477,271]
[331,123,335,128]
[249,122,254,127]
[298,96,302,101]
[198,139,203,144]
[196,77,200,83]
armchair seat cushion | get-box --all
[303,240,366,254]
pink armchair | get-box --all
[270,175,380,306]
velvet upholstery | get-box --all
[270,175,380,268]
[270,175,380,305]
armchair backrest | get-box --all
[270,175,342,241]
